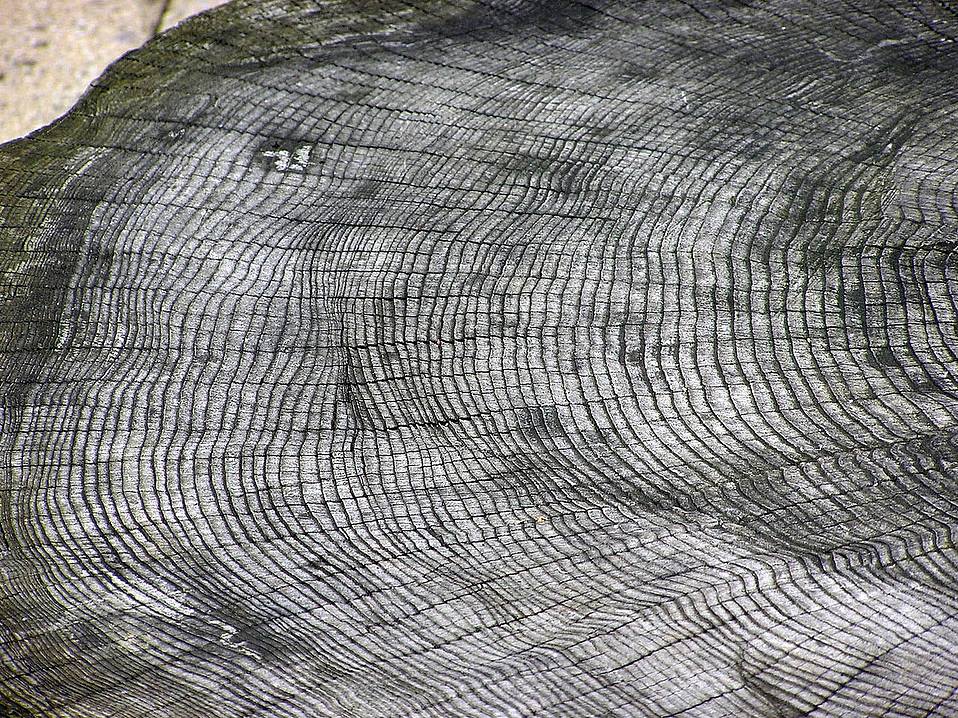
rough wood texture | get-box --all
[2,1,957,716]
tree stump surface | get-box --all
[1,1,957,716]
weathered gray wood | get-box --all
[2,1,958,715]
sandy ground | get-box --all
[0,0,228,143]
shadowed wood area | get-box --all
[2,0,958,715]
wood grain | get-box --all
[1,1,957,715]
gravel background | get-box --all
[0,0,227,143]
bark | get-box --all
[1,1,957,716]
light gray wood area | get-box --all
[1,1,957,716]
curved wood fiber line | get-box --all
[1,0,958,716]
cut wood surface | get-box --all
[1,1,957,716]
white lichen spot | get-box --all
[292,144,312,168]
[209,617,262,661]
[263,150,291,171]
[263,144,312,173]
